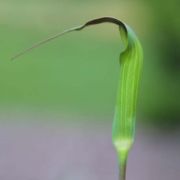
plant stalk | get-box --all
[117,150,129,180]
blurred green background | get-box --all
[0,0,180,128]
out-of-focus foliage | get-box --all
[139,0,180,128]
[0,0,179,129]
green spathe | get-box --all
[113,24,143,180]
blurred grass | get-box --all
[1,25,121,115]
[0,0,179,126]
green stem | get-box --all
[117,150,129,180]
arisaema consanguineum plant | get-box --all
[12,17,143,180]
